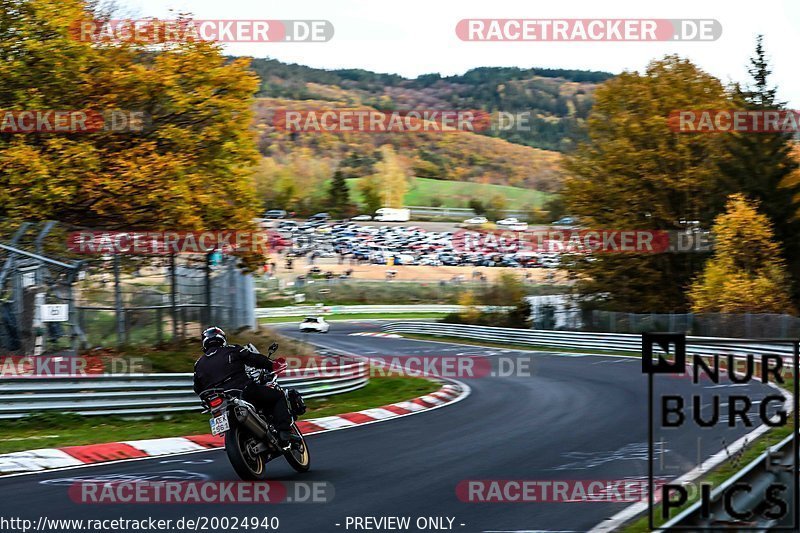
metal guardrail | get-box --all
[661,433,797,530]
[406,205,529,220]
[0,361,369,419]
[256,305,511,318]
[380,322,798,360]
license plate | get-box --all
[210,413,229,436]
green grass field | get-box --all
[345,176,552,210]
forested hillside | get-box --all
[248,58,613,152]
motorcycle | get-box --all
[199,342,310,480]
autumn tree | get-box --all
[0,0,260,230]
[358,173,383,214]
[689,194,794,313]
[564,56,734,311]
[485,194,508,221]
[253,148,332,215]
[481,271,526,307]
[373,145,408,208]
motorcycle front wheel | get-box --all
[225,425,269,480]
[283,423,311,472]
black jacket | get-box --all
[193,344,274,394]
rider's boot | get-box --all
[279,429,300,446]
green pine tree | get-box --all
[326,170,352,216]
[716,35,800,299]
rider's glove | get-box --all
[273,357,288,374]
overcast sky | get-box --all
[125,0,800,106]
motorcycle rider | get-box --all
[193,326,294,445]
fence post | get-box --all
[77,307,84,342]
[170,253,177,341]
[113,255,124,346]
[204,252,212,327]
[179,305,185,339]
[156,307,163,344]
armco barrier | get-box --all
[660,433,796,530]
[256,305,511,319]
[0,361,368,419]
[380,322,797,361]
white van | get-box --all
[374,208,411,222]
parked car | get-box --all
[299,316,329,333]
[308,212,330,223]
[264,209,287,219]
[278,220,299,228]
[392,253,416,265]
[496,217,519,226]
[538,253,561,268]
[418,255,443,266]
[352,214,372,221]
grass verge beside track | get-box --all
[399,332,637,357]
[0,376,439,454]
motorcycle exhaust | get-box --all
[233,403,269,440]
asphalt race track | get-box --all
[0,321,782,533]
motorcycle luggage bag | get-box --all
[287,388,307,417]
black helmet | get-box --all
[202,326,227,352]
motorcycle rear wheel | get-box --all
[225,425,270,480]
